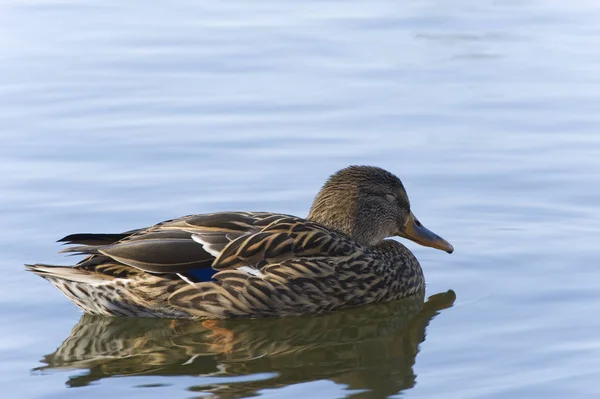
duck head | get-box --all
[307,165,453,253]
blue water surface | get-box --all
[1,1,600,398]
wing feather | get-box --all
[98,238,214,273]
[211,222,358,270]
[52,212,358,295]
[55,212,295,276]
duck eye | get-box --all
[385,194,397,203]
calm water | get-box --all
[2,0,600,398]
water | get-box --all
[1,0,600,398]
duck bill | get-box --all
[398,212,454,254]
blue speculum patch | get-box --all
[183,268,217,282]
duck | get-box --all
[27,165,453,319]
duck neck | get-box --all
[307,203,385,247]
[307,201,379,247]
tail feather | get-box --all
[57,230,142,246]
[26,264,114,284]
[58,245,103,255]
[26,264,190,318]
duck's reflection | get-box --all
[37,290,455,398]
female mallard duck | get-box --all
[27,166,453,319]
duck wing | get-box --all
[58,212,297,275]
[58,229,145,246]
[166,216,365,318]
[202,216,358,270]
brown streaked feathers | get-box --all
[26,166,452,319]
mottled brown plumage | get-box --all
[27,166,453,319]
